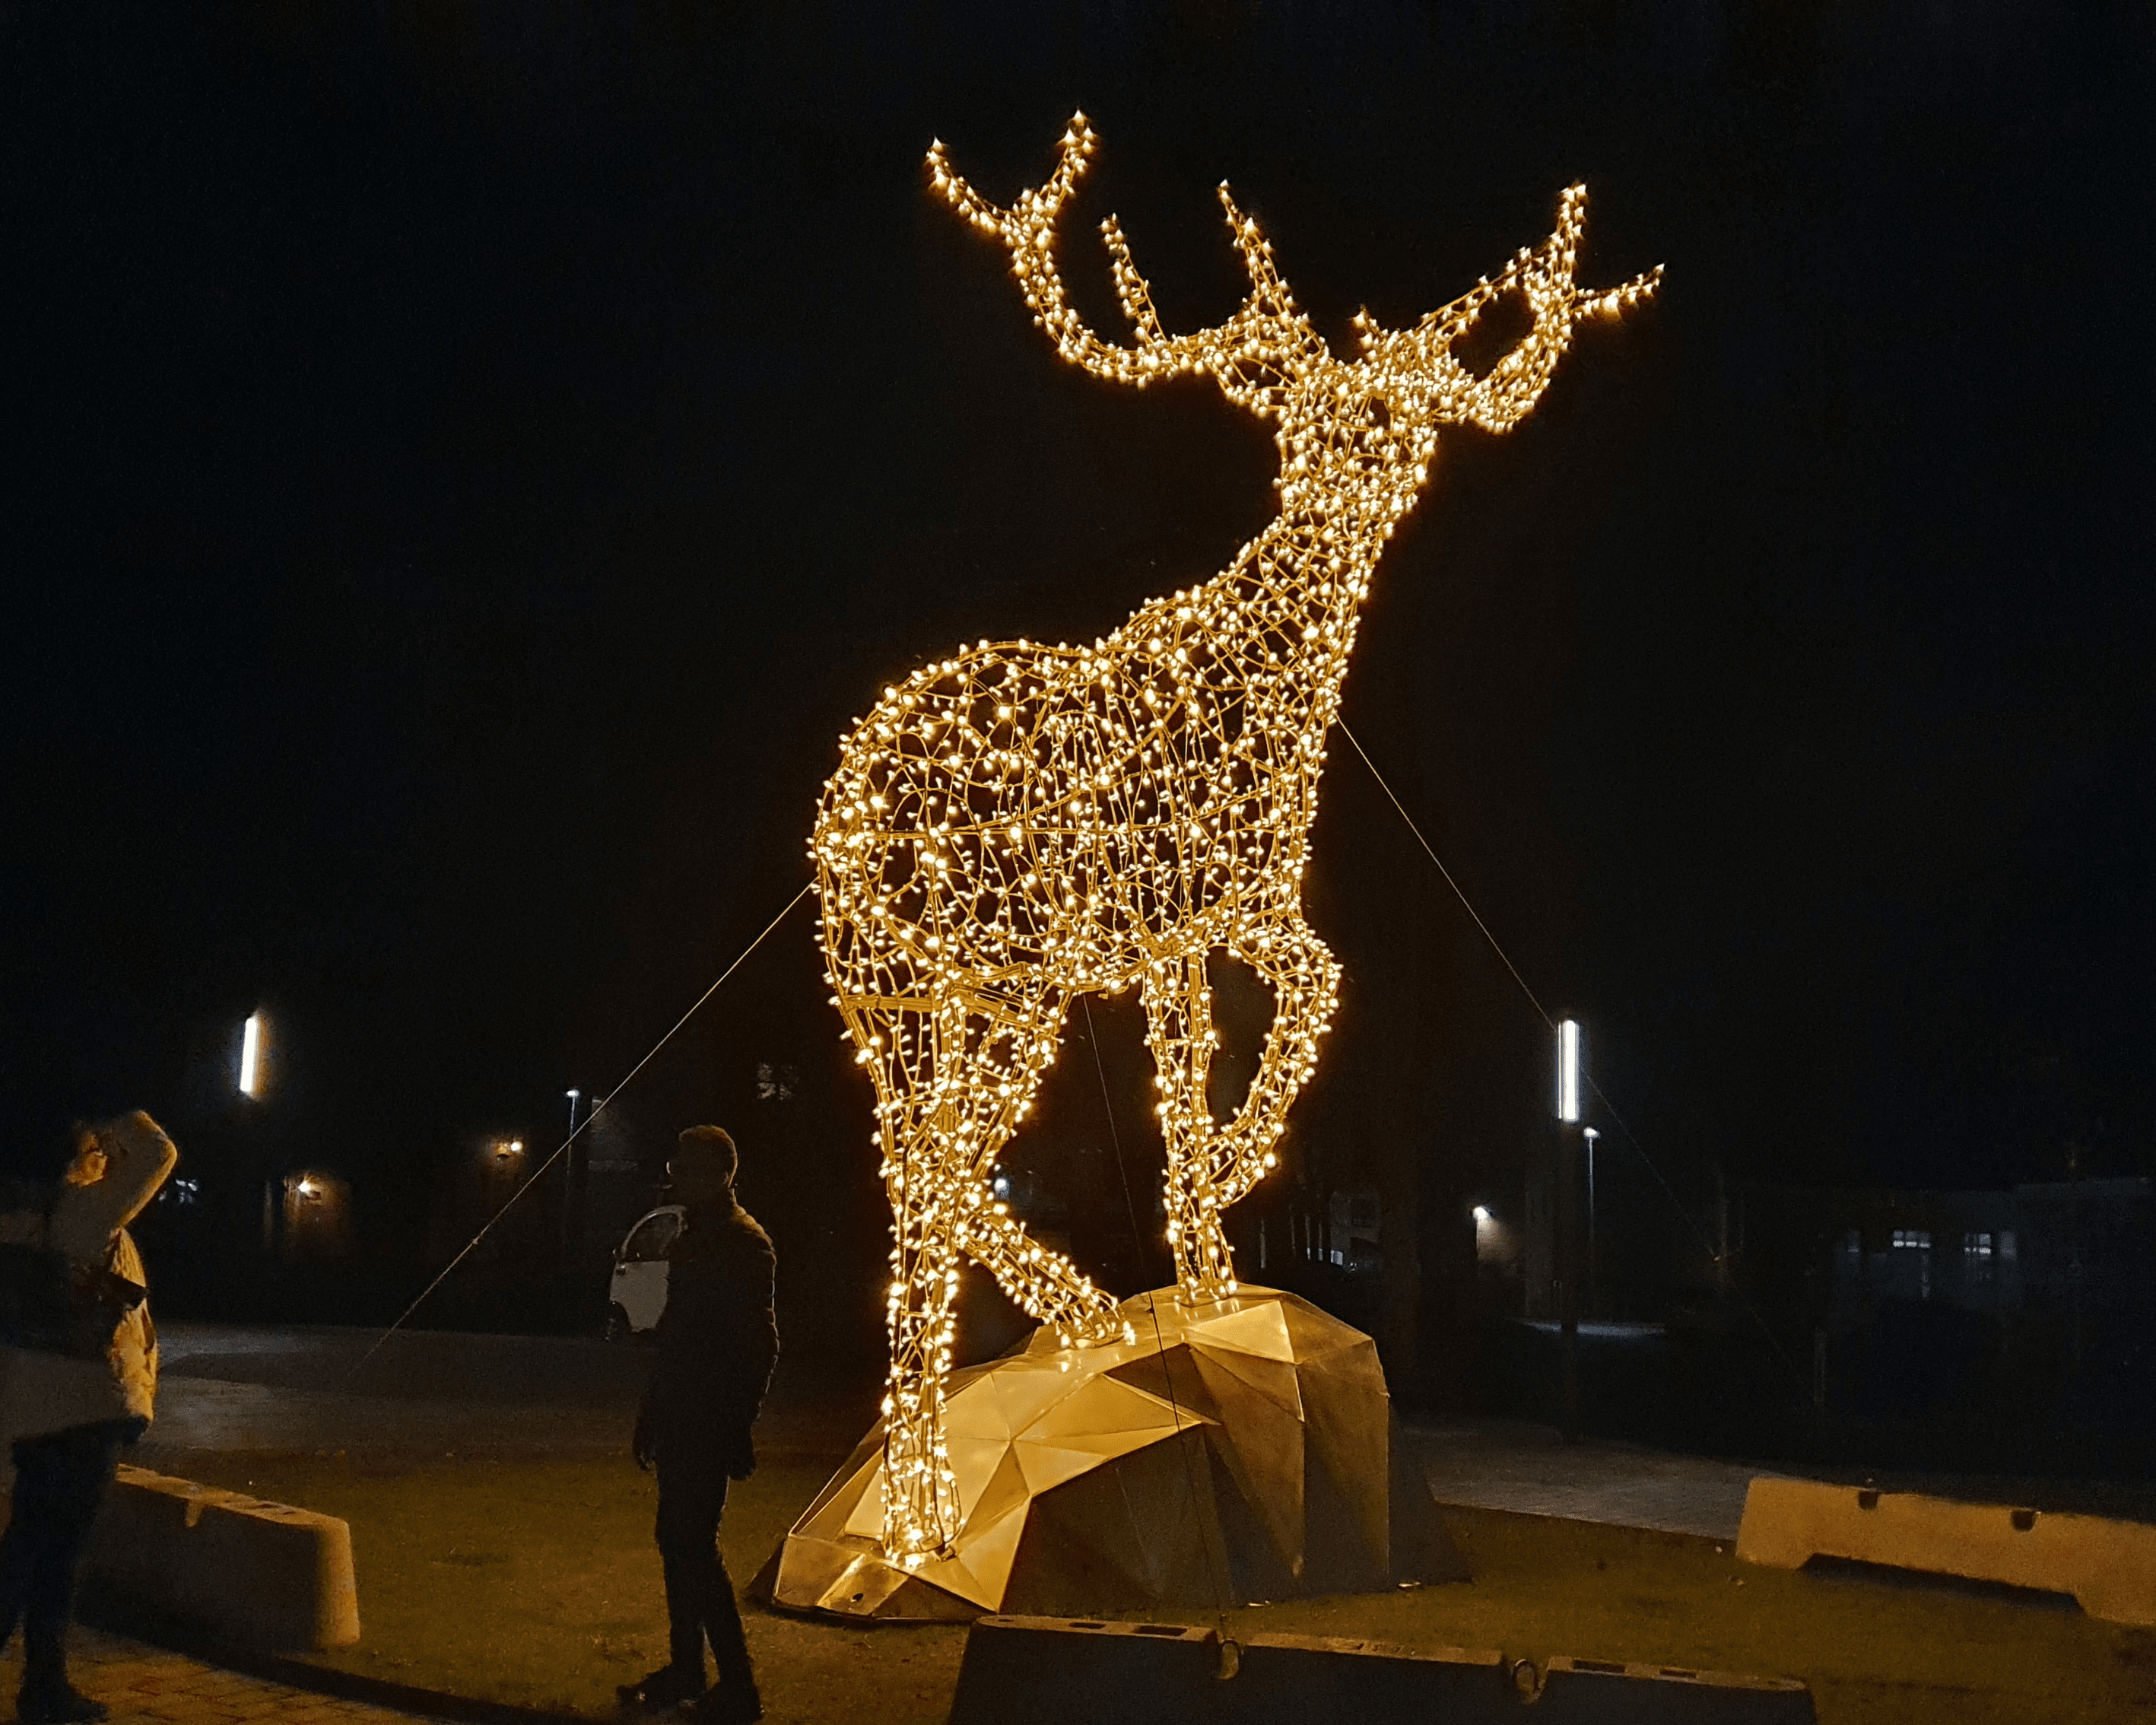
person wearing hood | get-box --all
[0,1110,178,1724]
[618,1126,777,1724]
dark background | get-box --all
[4,2,2151,1360]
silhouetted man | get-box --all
[620,1126,776,1723]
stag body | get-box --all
[812,116,1657,1560]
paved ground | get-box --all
[29,1320,2146,1720]
[1409,1415,1774,1541]
[140,1323,1774,1538]
[14,1629,455,1725]
[137,1323,876,1464]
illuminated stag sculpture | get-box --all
[811,116,1659,1562]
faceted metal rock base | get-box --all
[760,1285,1468,1619]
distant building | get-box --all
[1743,1177,2153,1323]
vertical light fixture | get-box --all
[240,1013,263,1098]
[1557,1018,1582,1123]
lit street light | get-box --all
[1555,1018,1586,1441]
[240,1012,263,1098]
[1557,1018,1582,1124]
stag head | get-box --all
[929,114,1660,498]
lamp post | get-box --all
[562,1089,583,1255]
[1583,1126,1601,1323]
[1556,1019,1584,1444]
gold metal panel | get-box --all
[799,1447,881,1542]
[1025,1372,1189,1441]
[771,1287,1465,1619]
[1011,1440,1123,1496]
[962,1447,1035,1536]
[840,1466,888,1540]
[1186,1297,1298,1362]
[938,1502,1030,1607]
[814,1550,913,1615]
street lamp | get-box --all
[1556,1018,1582,1123]
[1554,1018,1585,1442]
[1583,1126,1601,1322]
[562,1091,584,1255]
[240,1013,264,1098]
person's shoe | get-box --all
[614,1664,706,1714]
[17,1679,110,1724]
[684,1684,762,1724]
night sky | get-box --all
[5,3,2151,1292]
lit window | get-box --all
[1963,1231,1992,1258]
[1891,1229,1932,1250]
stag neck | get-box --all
[1270,397,1441,541]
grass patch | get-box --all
[170,1453,2156,1724]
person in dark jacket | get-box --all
[618,1126,776,1723]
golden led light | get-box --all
[811,116,1659,1562]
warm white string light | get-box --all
[811,114,1659,1562]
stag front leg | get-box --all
[956,1190,1128,1348]
[1206,914,1341,1209]
[1143,950,1239,1302]
[1144,920,1342,1303]
[881,1158,964,1562]
[923,990,1126,1347]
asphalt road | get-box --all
[138,1321,1778,1537]
[138,1320,883,1466]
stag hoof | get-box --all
[1051,1304,1133,1351]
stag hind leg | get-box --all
[851,987,1122,1558]
[1142,915,1342,1303]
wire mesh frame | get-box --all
[809,115,1660,1562]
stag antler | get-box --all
[1355,183,1663,434]
[928,113,1320,398]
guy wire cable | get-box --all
[345,881,816,1388]
[1082,994,1234,1646]
[1336,719,1808,1396]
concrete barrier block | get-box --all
[948,1614,1513,1723]
[1235,1631,1505,1718]
[1737,1476,2156,1626]
[947,1612,1810,1723]
[86,1463,360,1650]
[1529,1654,1815,1723]
[947,1615,1219,1725]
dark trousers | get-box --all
[0,1422,129,1684]
[654,1454,753,1689]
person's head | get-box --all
[671,1126,738,1209]
[62,1123,106,1188]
